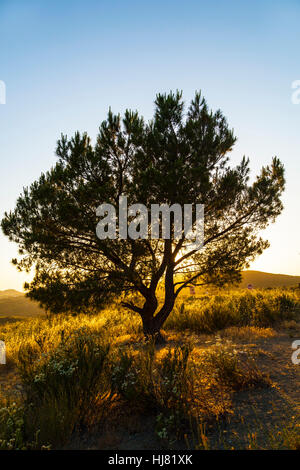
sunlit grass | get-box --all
[0,287,299,449]
[166,288,300,333]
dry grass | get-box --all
[219,326,276,341]
[0,287,299,449]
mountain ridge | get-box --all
[0,270,299,318]
[240,270,300,288]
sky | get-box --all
[0,0,299,291]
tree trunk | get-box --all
[141,298,166,344]
[142,315,160,336]
[141,301,175,344]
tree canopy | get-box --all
[1,91,285,337]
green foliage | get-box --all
[110,347,155,404]
[155,412,179,447]
[1,91,285,335]
[17,328,110,446]
[0,402,35,450]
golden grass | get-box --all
[0,287,298,366]
[0,287,298,449]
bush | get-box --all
[155,344,192,412]
[165,290,299,334]
[200,337,270,391]
[110,342,193,412]
[0,401,44,450]
[17,328,110,446]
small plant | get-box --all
[201,337,269,391]
[0,401,44,450]
[155,412,178,447]
[186,415,210,450]
[155,344,193,413]
[268,420,300,450]
[17,328,110,446]
[110,341,156,407]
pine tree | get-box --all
[1,91,285,340]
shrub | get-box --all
[155,344,192,413]
[165,290,299,334]
[110,342,193,407]
[0,401,44,450]
[17,328,110,446]
[200,337,270,391]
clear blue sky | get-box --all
[0,0,299,290]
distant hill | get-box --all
[0,289,45,317]
[240,271,300,288]
[0,289,24,298]
[0,270,299,317]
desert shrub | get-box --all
[155,344,192,412]
[110,342,232,445]
[110,343,193,416]
[229,294,255,325]
[110,340,157,407]
[165,290,299,334]
[165,302,236,333]
[0,401,45,450]
[200,337,270,391]
[110,344,194,446]
[17,327,110,446]
[110,347,154,405]
[276,424,300,450]
[153,344,194,445]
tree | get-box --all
[1,91,285,340]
